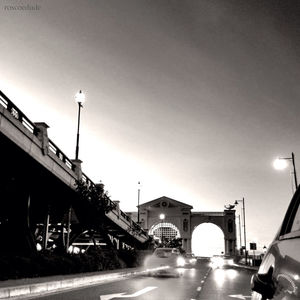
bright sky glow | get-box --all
[1,0,299,250]
[192,223,224,257]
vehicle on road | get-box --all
[210,255,234,268]
[184,253,197,267]
[251,186,300,300]
[144,247,185,277]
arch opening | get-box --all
[192,223,224,257]
[149,222,180,243]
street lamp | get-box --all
[273,152,298,192]
[66,90,86,252]
[237,214,242,250]
[234,198,247,265]
[75,90,86,160]
[159,213,165,244]
[137,181,141,224]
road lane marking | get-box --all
[197,287,202,291]
[228,295,251,299]
[100,286,157,300]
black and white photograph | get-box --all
[0,1,300,299]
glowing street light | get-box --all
[159,213,165,221]
[273,152,298,192]
[75,90,86,160]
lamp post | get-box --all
[273,152,298,192]
[159,213,165,245]
[234,198,247,265]
[237,214,242,250]
[66,91,85,252]
[75,90,86,160]
[137,181,141,224]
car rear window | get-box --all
[155,249,172,258]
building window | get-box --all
[183,219,188,232]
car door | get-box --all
[251,189,300,300]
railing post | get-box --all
[113,201,120,218]
[71,159,83,180]
[34,122,49,155]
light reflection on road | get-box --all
[212,268,239,287]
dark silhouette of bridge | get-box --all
[0,90,149,255]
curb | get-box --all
[232,263,259,271]
[0,267,167,299]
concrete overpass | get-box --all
[0,90,149,254]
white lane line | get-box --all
[100,286,157,300]
[197,287,202,292]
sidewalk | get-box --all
[0,266,166,299]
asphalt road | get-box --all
[37,260,255,300]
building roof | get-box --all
[139,196,193,209]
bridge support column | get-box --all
[182,238,191,252]
[186,238,191,253]
[224,238,235,256]
[43,206,50,250]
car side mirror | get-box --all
[251,267,275,300]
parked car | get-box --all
[251,187,300,299]
[184,253,197,267]
[144,247,185,277]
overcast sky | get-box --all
[1,0,300,250]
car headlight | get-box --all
[212,257,224,267]
[177,257,185,267]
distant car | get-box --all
[184,253,197,267]
[210,255,234,268]
[144,247,185,277]
[251,187,300,300]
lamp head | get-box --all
[159,213,165,220]
[273,158,289,170]
[234,200,239,205]
[75,90,86,105]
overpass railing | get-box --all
[0,91,76,172]
[0,90,147,239]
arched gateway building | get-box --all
[127,196,237,256]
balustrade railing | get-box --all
[0,90,147,238]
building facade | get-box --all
[127,196,237,255]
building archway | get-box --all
[149,222,180,243]
[192,223,224,257]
